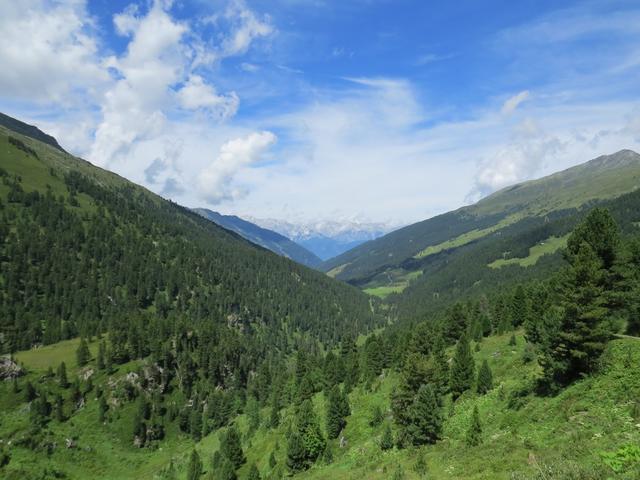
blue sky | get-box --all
[1,0,640,227]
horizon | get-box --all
[1,0,640,227]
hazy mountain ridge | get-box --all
[193,208,322,268]
[248,217,396,260]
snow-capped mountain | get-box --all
[246,218,398,261]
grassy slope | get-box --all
[488,235,569,269]
[5,332,638,479]
[323,150,640,287]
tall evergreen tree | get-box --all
[407,384,442,446]
[57,361,68,388]
[450,334,475,401]
[476,360,493,395]
[326,385,347,439]
[76,337,90,367]
[466,406,482,446]
[55,394,65,422]
[221,424,245,469]
[537,210,620,389]
[286,432,307,473]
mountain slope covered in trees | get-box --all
[321,151,640,320]
[0,113,381,351]
[322,150,640,286]
[193,208,321,268]
[1,113,640,480]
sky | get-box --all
[1,0,640,227]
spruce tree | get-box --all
[286,432,307,472]
[476,360,493,395]
[76,337,90,367]
[326,385,346,439]
[97,341,105,370]
[98,395,108,423]
[186,449,203,480]
[380,422,394,450]
[295,399,325,466]
[407,384,442,446]
[221,424,245,469]
[57,361,68,388]
[539,212,617,389]
[55,394,65,422]
[466,405,482,446]
[450,334,475,401]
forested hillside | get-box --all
[321,151,640,324]
[193,209,321,268]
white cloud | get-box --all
[501,90,530,116]
[177,75,239,118]
[220,0,274,57]
[0,0,107,104]
[198,131,277,204]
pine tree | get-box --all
[221,424,245,469]
[186,450,203,480]
[76,337,90,367]
[97,341,105,370]
[247,464,261,480]
[326,385,346,439]
[24,381,36,402]
[430,335,450,396]
[450,334,475,401]
[476,360,493,395]
[55,394,65,422]
[295,399,325,466]
[57,361,68,388]
[510,285,530,327]
[98,395,108,423]
[539,210,618,389]
[466,405,482,446]
[407,384,442,446]
[380,422,394,450]
[286,432,307,472]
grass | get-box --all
[488,235,569,269]
[2,332,640,479]
[14,337,100,375]
[363,270,424,298]
[414,214,521,260]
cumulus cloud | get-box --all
[0,0,107,104]
[501,90,530,115]
[467,115,567,201]
[198,131,277,204]
[177,75,239,118]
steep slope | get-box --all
[322,150,640,292]
[0,112,381,350]
[193,208,322,268]
[0,111,65,152]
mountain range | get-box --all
[193,208,322,268]
[247,217,395,261]
[1,111,640,480]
